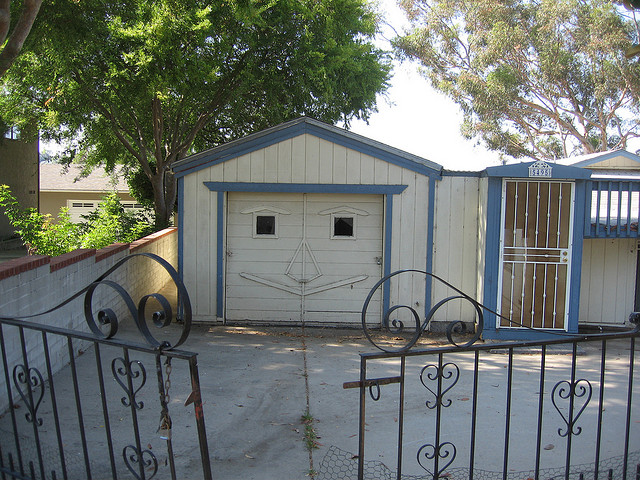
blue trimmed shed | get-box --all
[173,117,442,326]
[173,117,640,338]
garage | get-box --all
[173,117,441,325]
[225,191,384,324]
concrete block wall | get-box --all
[0,227,177,412]
[128,228,179,305]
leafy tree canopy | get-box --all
[394,0,640,160]
[1,0,391,226]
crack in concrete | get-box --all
[300,327,315,476]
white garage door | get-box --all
[225,192,383,325]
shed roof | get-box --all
[40,163,128,193]
[554,149,640,168]
[484,159,592,179]
[173,117,443,178]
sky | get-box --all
[346,0,502,172]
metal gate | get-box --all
[341,270,640,480]
[498,180,575,330]
[0,254,212,480]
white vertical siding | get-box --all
[579,238,636,326]
[318,139,333,183]
[183,133,434,322]
[182,172,199,317]
[431,176,480,323]
[306,136,320,183]
[264,143,279,182]
[237,153,251,182]
[182,167,223,321]
[278,139,293,182]
[476,178,489,303]
[292,135,306,183]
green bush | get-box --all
[0,185,154,255]
[78,192,154,248]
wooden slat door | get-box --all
[498,180,574,330]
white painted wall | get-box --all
[579,238,636,326]
[431,176,481,324]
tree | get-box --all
[394,0,640,160]
[1,0,391,227]
[0,0,42,77]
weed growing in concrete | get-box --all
[301,410,319,451]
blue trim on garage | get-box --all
[425,176,436,314]
[482,329,574,341]
[177,177,185,319]
[174,123,307,177]
[177,176,184,281]
[482,177,503,334]
[302,122,442,178]
[203,182,408,195]
[383,194,393,317]
[567,180,586,334]
[216,191,225,318]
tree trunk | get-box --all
[0,0,43,77]
[150,170,168,229]
[148,167,178,230]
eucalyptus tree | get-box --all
[394,0,640,160]
[1,0,390,227]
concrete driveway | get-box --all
[1,324,639,480]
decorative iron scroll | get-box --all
[3,253,192,350]
[83,253,191,350]
[123,445,158,480]
[112,358,147,409]
[361,269,484,352]
[420,363,459,409]
[417,441,457,478]
[13,364,45,425]
[361,270,640,353]
[551,379,592,437]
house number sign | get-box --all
[529,160,553,178]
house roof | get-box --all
[554,149,640,168]
[40,164,129,193]
[173,117,443,179]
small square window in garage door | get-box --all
[332,216,354,238]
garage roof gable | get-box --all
[172,117,442,179]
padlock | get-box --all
[158,414,172,441]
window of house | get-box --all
[332,216,355,239]
[255,214,277,237]
[3,126,20,140]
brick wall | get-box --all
[0,227,177,412]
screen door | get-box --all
[498,180,574,330]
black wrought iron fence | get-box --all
[0,253,212,480]
[342,270,640,480]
